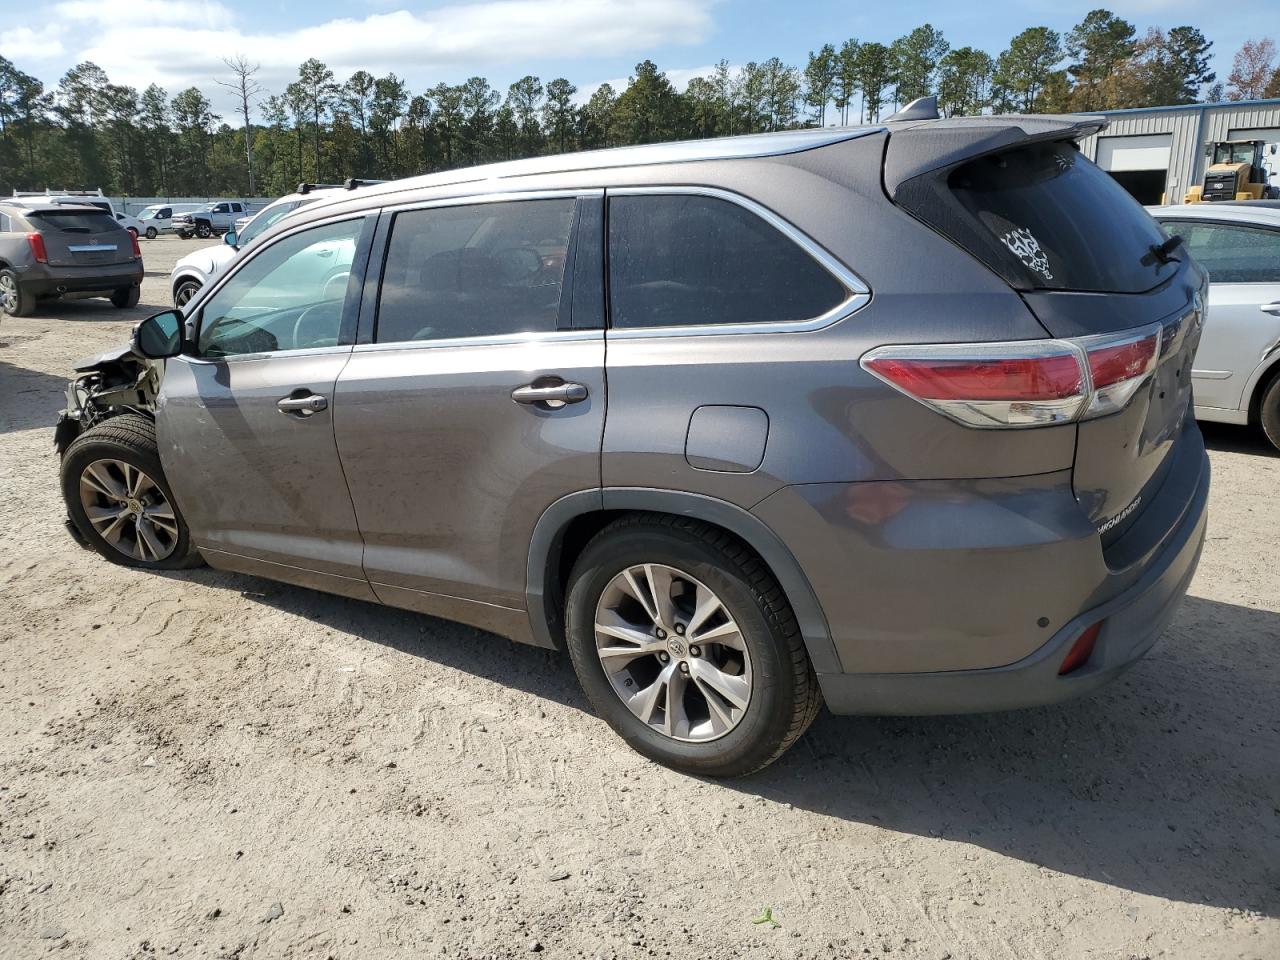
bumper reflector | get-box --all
[1058,622,1102,675]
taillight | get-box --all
[130,232,142,259]
[26,233,48,264]
[861,323,1162,430]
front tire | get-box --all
[61,414,202,570]
[0,268,34,318]
[173,278,201,308]
[145,226,158,240]
[564,514,821,777]
[111,285,140,309]
[1260,369,1280,453]
[195,222,212,239]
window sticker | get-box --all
[1001,227,1053,280]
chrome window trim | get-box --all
[603,185,871,338]
[352,328,602,354]
[174,343,355,366]
[379,187,602,217]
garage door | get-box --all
[1096,134,1173,172]
[1227,126,1280,144]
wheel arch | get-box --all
[526,488,839,673]
[1246,349,1280,424]
[171,270,203,298]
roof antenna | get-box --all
[886,95,940,122]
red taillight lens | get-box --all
[130,232,142,259]
[861,322,1163,430]
[26,233,48,264]
[1058,622,1102,675]
[861,342,1086,428]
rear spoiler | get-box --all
[883,114,1109,197]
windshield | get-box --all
[1213,143,1259,165]
[237,198,314,247]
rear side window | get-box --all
[376,198,575,344]
[1165,220,1280,283]
[27,210,118,232]
[898,140,1176,294]
[607,194,848,329]
[0,214,10,232]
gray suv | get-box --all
[55,113,1210,776]
[1,201,143,318]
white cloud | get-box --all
[0,25,66,61]
[6,0,715,113]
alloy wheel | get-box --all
[174,282,199,307]
[0,273,17,313]
[593,563,753,742]
[78,458,179,562]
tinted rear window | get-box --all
[27,210,119,232]
[898,140,1176,294]
[608,194,848,329]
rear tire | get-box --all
[1260,370,1280,453]
[145,226,158,240]
[0,268,34,318]
[111,285,140,309]
[61,414,203,570]
[563,514,821,777]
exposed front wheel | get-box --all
[195,222,212,239]
[173,278,201,308]
[111,285,140,309]
[61,414,203,570]
[0,268,34,317]
[145,226,158,240]
[564,515,821,777]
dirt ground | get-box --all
[0,237,1277,960]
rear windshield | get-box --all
[27,210,119,233]
[898,140,1176,294]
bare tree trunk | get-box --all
[217,55,263,195]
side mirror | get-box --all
[223,231,238,247]
[133,310,184,359]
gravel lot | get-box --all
[0,237,1277,960]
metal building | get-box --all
[1076,97,1280,204]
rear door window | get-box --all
[375,198,576,344]
[897,139,1177,293]
[607,193,848,329]
[1164,220,1280,283]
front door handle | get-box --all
[277,393,328,415]
[1261,301,1280,316]
[511,381,588,408]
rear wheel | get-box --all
[0,268,34,318]
[1260,370,1280,453]
[173,278,201,308]
[61,414,202,570]
[564,514,821,777]
[145,226,158,240]
[111,285,140,309]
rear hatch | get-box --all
[30,209,134,267]
[888,122,1206,548]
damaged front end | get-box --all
[54,343,161,457]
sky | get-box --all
[0,0,1256,118]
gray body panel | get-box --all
[146,119,1208,717]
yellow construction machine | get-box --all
[1185,139,1280,203]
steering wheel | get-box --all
[292,302,341,350]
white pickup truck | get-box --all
[173,200,251,239]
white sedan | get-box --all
[1150,202,1280,451]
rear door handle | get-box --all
[277,393,328,415]
[511,381,588,407]
[1260,301,1280,316]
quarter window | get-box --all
[375,198,576,344]
[1166,220,1280,283]
[196,218,364,358]
[607,194,849,329]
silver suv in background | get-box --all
[0,200,142,318]
[174,201,250,239]
[55,111,1210,776]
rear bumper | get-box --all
[17,261,142,296]
[816,436,1209,715]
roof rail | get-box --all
[11,188,106,197]
[345,178,388,190]
[296,182,347,195]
